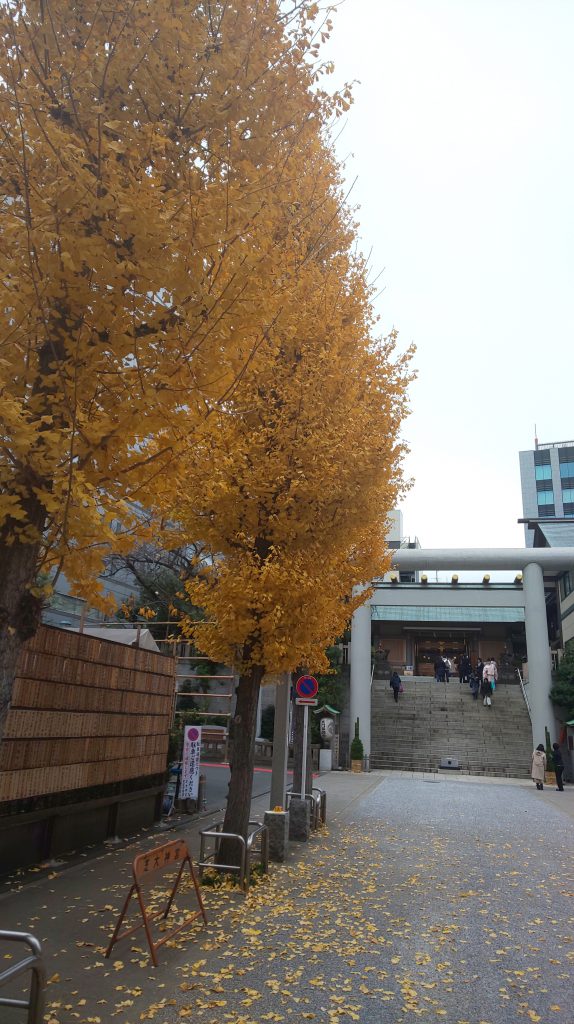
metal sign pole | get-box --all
[301,704,308,800]
[294,677,318,802]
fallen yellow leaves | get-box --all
[7,803,571,1024]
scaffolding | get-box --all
[72,617,235,735]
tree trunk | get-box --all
[1,334,67,742]
[0,537,44,742]
[219,663,264,867]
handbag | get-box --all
[486,696,492,706]
[399,683,404,693]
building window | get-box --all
[537,490,554,505]
[535,464,552,481]
[534,450,551,466]
[536,479,553,492]
[537,505,555,517]
[559,462,574,479]
[562,488,574,504]
[558,447,574,463]
[560,571,574,600]
[563,503,574,517]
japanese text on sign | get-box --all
[134,840,187,880]
[180,725,202,800]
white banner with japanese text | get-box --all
[180,725,202,800]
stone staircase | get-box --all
[371,676,532,778]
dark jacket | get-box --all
[390,672,401,691]
[553,747,564,769]
[480,676,492,697]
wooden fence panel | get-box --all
[0,625,176,804]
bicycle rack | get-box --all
[0,931,46,1024]
[198,820,269,891]
[285,786,326,828]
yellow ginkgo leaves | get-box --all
[0,0,361,731]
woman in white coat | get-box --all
[484,657,498,691]
[531,743,546,790]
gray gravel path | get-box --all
[154,777,574,1024]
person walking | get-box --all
[483,657,498,692]
[443,657,451,683]
[490,657,499,690]
[531,743,546,790]
[459,653,471,685]
[480,674,493,707]
[435,657,445,683]
[469,672,479,700]
[390,670,402,703]
[475,657,485,685]
[552,742,565,791]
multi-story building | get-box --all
[519,436,574,546]
[519,437,574,649]
[383,509,420,583]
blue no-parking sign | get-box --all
[295,675,318,699]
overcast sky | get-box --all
[326,0,574,570]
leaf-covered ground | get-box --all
[3,776,573,1024]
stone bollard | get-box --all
[264,809,290,862]
[288,796,311,842]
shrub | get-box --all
[350,735,364,760]
[550,640,574,721]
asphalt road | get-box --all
[200,762,294,812]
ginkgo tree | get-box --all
[170,130,414,846]
[0,0,350,736]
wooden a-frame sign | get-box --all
[105,838,207,966]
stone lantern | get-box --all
[313,704,340,771]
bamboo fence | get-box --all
[0,625,176,803]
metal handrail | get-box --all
[284,786,326,828]
[0,931,46,1024]
[516,668,532,719]
[198,820,268,891]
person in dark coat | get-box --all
[459,654,471,685]
[469,672,479,700]
[475,658,484,684]
[552,742,565,791]
[480,675,492,706]
[390,671,402,702]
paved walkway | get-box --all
[1,772,573,1024]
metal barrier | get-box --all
[198,820,269,891]
[312,786,327,826]
[105,839,207,967]
[285,786,326,829]
[0,931,46,1024]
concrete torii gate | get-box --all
[350,547,574,754]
